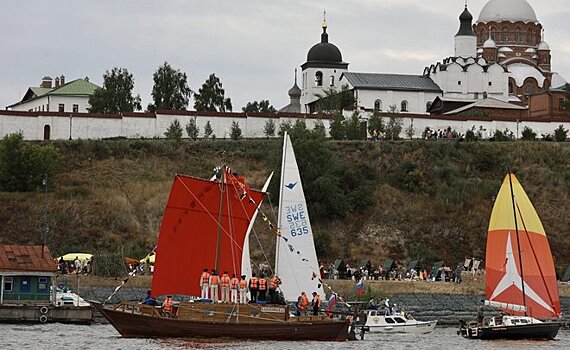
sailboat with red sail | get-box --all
[91,152,348,340]
[459,172,561,340]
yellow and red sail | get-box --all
[151,172,265,298]
[486,173,560,319]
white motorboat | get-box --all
[362,309,437,334]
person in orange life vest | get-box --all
[297,291,309,316]
[220,271,231,303]
[249,273,259,303]
[311,292,322,316]
[257,276,268,302]
[162,295,173,317]
[268,275,281,304]
[209,270,220,302]
[199,268,210,299]
[238,275,248,304]
[229,274,239,303]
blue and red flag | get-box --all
[325,293,338,317]
[355,278,365,296]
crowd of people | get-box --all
[57,256,91,275]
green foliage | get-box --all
[541,133,553,141]
[345,111,362,140]
[314,84,355,114]
[521,126,536,141]
[147,62,192,112]
[405,118,415,139]
[164,119,183,142]
[329,112,346,140]
[185,118,199,140]
[554,125,568,142]
[384,106,403,141]
[88,67,142,113]
[312,119,327,140]
[193,73,232,112]
[242,100,276,113]
[367,112,384,136]
[278,120,293,136]
[0,133,60,192]
[465,126,484,141]
[230,121,242,140]
[204,121,213,139]
[289,119,311,140]
[313,229,332,258]
[492,128,515,141]
[263,119,276,137]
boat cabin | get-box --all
[0,245,57,304]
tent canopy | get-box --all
[140,253,155,264]
[429,261,444,279]
[58,253,93,262]
[359,259,371,270]
[562,266,570,283]
[334,259,346,271]
[406,260,419,274]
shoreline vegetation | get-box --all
[75,274,570,298]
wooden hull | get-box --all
[92,301,348,341]
[459,322,561,340]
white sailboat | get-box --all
[275,132,324,301]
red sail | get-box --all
[151,173,265,298]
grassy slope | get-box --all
[1,139,569,275]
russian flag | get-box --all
[325,293,338,317]
[355,278,365,296]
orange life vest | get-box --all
[201,272,210,284]
[239,279,247,290]
[249,277,258,289]
[230,277,239,289]
[210,275,219,286]
[258,278,267,291]
[221,274,230,288]
[269,277,280,289]
[299,294,309,310]
[163,297,173,312]
[314,295,322,308]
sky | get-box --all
[1,0,569,112]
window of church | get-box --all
[315,71,323,87]
[426,102,432,112]
[374,100,382,112]
[401,101,408,112]
[491,29,496,41]
[515,29,521,43]
[559,98,567,110]
[58,104,64,112]
[488,82,492,86]
[480,30,486,44]
[502,29,508,43]
[458,81,462,86]
[330,75,335,87]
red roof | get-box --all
[0,245,57,273]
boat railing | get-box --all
[113,302,163,317]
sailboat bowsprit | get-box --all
[91,136,348,341]
[459,173,562,340]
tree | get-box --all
[147,62,192,112]
[242,100,276,113]
[88,67,142,113]
[367,111,384,137]
[278,120,293,136]
[263,119,276,137]
[290,119,311,140]
[204,121,213,139]
[164,119,183,142]
[345,111,361,140]
[185,118,199,140]
[329,112,346,140]
[554,124,568,142]
[521,126,536,141]
[405,118,415,139]
[312,119,327,139]
[0,132,60,192]
[193,73,232,112]
[230,121,242,140]
[384,105,403,140]
[314,84,356,114]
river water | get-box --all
[0,323,568,350]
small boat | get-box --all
[92,133,348,341]
[362,309,437,334]
[459,172,562,340]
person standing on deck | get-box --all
[200,268,210,299]
[162,295,173,317]
[230,274,239,303]
[249,273,259,303]
[268,275,281,304]
[239,275,248,304]
[311,292,321,316]
[209,270,220,302]
[220,271,231,303]
[258,276,268,302]
[297,292,309,316]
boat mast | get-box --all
[507,172,527,315]
[214,167,226,273]
[275,132,288,276]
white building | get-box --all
[7,76,100,113]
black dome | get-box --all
[456,6,475,36]
[307,27,343,63]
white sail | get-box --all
[241,172,274,282]
[484,300,527,313]
[275,132,324,302]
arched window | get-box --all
[330,75,335,87]
[401,100,408,112]
[43,125,51,140]
[426,101,432,112]
[515,29,521,43]
[502,28,508,43]
[491,28,497,40]
[481,30,487,44]
[374,99,382,112]
[315,71,323,87]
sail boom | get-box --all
[485,300,526,312]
